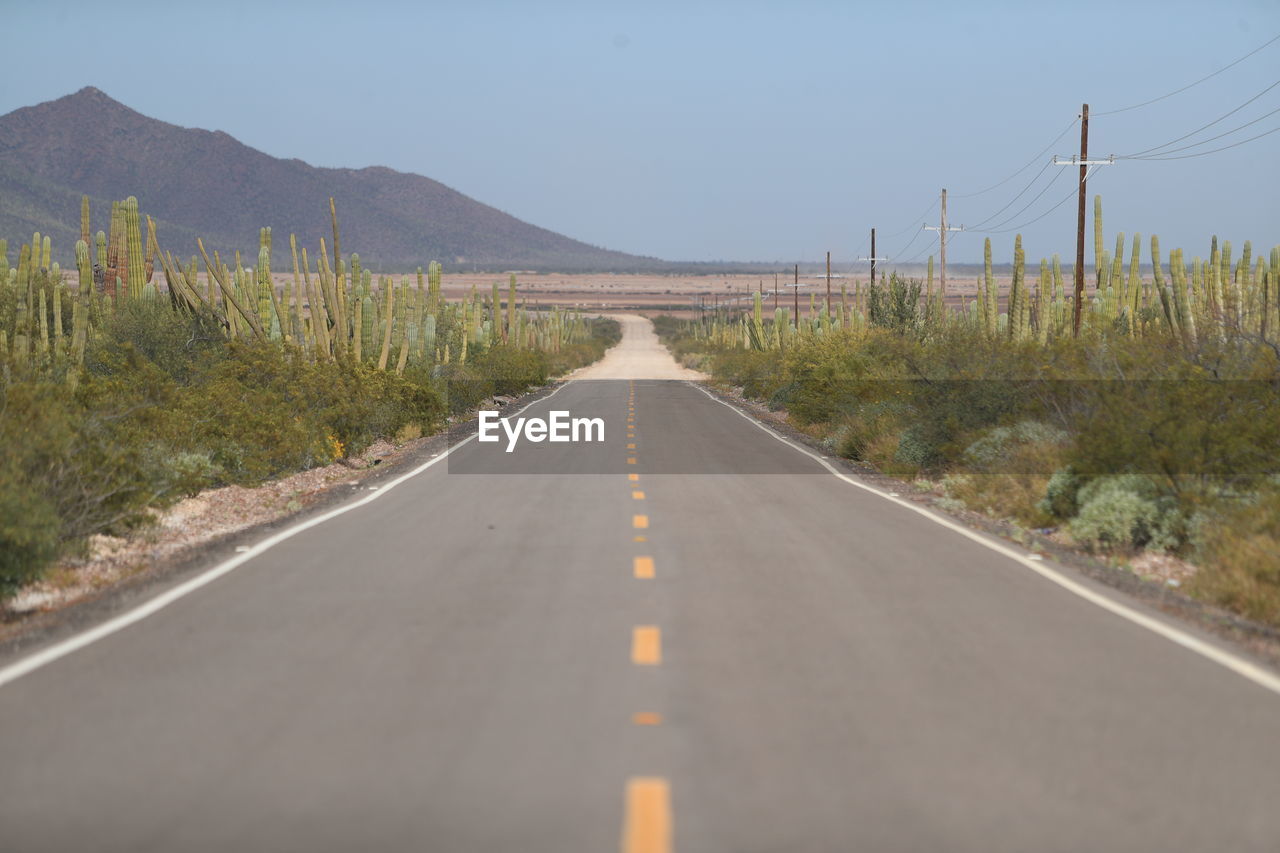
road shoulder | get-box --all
[693,378,1280,675]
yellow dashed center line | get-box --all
[632,626,662,665]
[633,535,648,542]
[629,473,640,482]
[627,458,637,465]
[632,712,663,726]
[633,514,649,529]
[622,777,672,853]
[634,556,655,579]
[628,443,637,450]
[632,490,646,500]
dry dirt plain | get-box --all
[434,271,1028,318]
[92,270,1060,319]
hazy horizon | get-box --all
[1,0,1276,267]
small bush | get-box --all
[1070,475,1185,552]
[0,469,61,597]
[1040,467,1082,520]
[1189,488,1280,626]
[474,346,549,396]
[962,421,1068,472]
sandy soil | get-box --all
[113,270,1031,319]
[569,314,707,380]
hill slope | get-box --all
[0,87,661,272]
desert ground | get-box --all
[416,270,1026,317]
[71,268,1082,319]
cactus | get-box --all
[1093,195,1104,290]
[427,261,442,316]
[1008,235,1027,341]
[1152,234,1180,338]
[1127,233,1142,331]
[507,274,517,344]
[983,237,996,337]
[125,197,145,298]
[378,276,396,370]
[1171,247,1196,347]
[1036,259,1050,344]
[80,195,91,246]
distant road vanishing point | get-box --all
[1,315,1278,852]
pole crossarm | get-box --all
[1052,154,1116,166]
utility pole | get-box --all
[924,189,964,299]
[826,251,832,316]
[793,263,799,328]
[1054,104,1113,336]
[857,227,887,293]
[1073,105,1088,337]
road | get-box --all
[1,315,1278,852]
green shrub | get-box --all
[1070,475,1185,552]
[962,421,1068,472]
[1040,467,1082,520]
[86,299,226,384]
[868,273,922,336]
[1189,488,1280,626]
[835,400,911,462]
[0,467,61,597]
[474,345,549,395]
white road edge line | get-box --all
[0,382,575,690]
[690,382,1280,697]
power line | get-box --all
[1126,124,1280,160]
[902,231,940,265]
[1124,105,1280,158]
[1121,78,1280,157]
[970,166,1069,233]
[984,165,1104,235]
[1094,32,1280,116]
[887,224,926,262]
[964,158,1057,231]
[951,117,1079,199]
[881,197,940,241]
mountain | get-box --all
[0,87,663,272]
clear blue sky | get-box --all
[2,0,1277,265]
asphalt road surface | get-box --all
[2,316,1278,852]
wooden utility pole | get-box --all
[870,228,877,288]
[793,263,799,327]
[825,251,832,315]
[1073,104,1089,337]
[858,228,887,298]
[940,189,947,297]
[1051,104,1113,335]
[925,190,963,300]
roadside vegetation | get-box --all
[0,195,620,597]
[656,200,1280,627]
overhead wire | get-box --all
[963,158,1058,231]
[848,33,1278,267]
[951,117,1080,199]
[1126,124,1280,160]
[1093,32,1280,116]
[1124,105,1280,158]
[983,165,1104,235]
[1119,79,1280,157]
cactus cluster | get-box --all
[686,194,1277,354]
[1,194,599,383]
